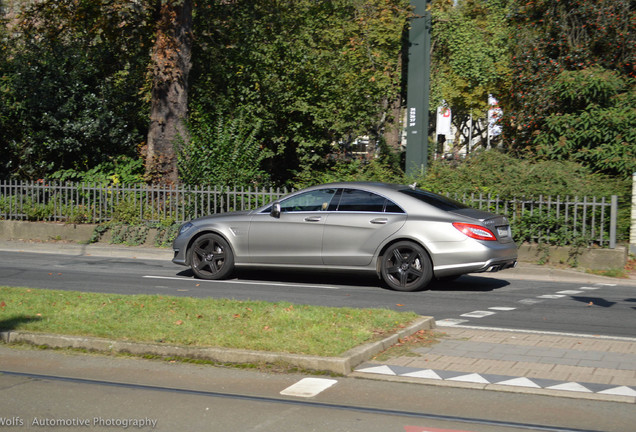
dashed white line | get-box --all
[461,311,496,318]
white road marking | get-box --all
[143,275,342,290]
[447,373,490,384]
[401,369,443,380]
[556,290,584,295]
[518,298,544,305]
[537,294,566,299]
[599,386,636,397]
[355,365,396,376]
[546,382,592,393]
[488,306,517,311]
[460,311,496,318]
[435,319,469,326]
[495,377,541,388]
[280,378,338,398]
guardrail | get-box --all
[0,181,618,248]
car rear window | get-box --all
[399,189,469,211]
[331,189,405,213]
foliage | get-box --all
[50,156,145,185]
[503,0,635,163]
[0,0,153,180]
[191,0,411,185]
[177,109,270,187]
[416,150,629,199]
[430,0,512,116]
[533,68,636,177]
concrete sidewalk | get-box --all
[353,326,636,403]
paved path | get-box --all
[353,325,636,402]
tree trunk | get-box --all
[144,0,192,185]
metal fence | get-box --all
[0,181,618,248]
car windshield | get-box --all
[399,189,469,211]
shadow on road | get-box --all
[176,268,510,292]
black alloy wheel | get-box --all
[190,233,235,280]
[380,241,433,292]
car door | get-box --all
[322,188,407,266]
[248,188,337,265]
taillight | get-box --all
[453,222,497,241]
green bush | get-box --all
[177,109,270,187]
[415,150,629,199]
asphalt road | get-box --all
[1,249,635,432]
[0,250,634,338]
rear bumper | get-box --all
[431,240,518,278]
[473,258,518,273]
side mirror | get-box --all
[270,202,281,219]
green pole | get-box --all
[405,0,431,176]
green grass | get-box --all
[0,286,419,357]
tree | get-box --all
[534,68,635,177]
[190,0,410,185]
[144,0,192,185]
[429,0,512,152]
[0,0,153,180]
[503,0,635,160]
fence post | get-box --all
[610,195,617,249]
[630,173,636,254]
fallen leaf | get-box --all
[396,304,404,307]
[0,301,6,308]
[175,320,183,325]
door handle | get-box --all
[304,216,322,222]
[370,218,388,225]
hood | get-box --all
[192,210,252,223]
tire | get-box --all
[380,241,433,292]
[189,233,235,280]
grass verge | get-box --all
[0,286,419,357]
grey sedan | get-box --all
[172,182,517,291]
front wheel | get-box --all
[380,241,433,292]
[189,233,235,280]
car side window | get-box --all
[335,189,403,213]
[279,189,337,212]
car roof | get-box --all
[308,181,407,193]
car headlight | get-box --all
[178,222,194,236]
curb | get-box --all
[348,370,636,404]
[0,317,435,376]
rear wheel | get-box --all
[189,233,235,280]
[380,241,432,292]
